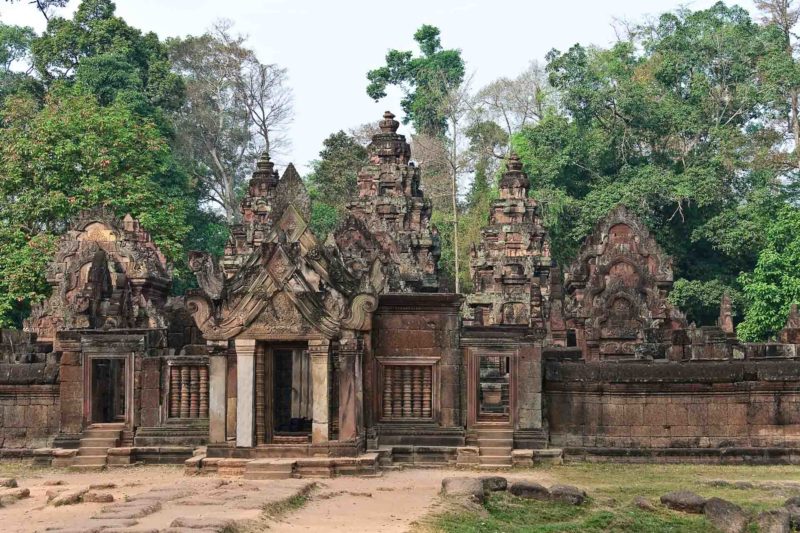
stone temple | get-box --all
[4,112,800,475]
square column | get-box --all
[234,338,256,447]
[208,341,228,443]
[308,338,330,444]
[338,335,364,442]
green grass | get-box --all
[422,463,800,533]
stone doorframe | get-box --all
[81,351,134,430]
[465,347,518,429]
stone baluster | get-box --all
[392,367,402,417]
[383,366,393,419]
[199,365,209,419]
[170,366,180,417]
[189,366,200,418]
[412,366,422,417]
[402,367,412,417]
[180,366,190,418]
[422,366,432,418]
[254,344,266,445]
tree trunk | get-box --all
[451,130,460,294]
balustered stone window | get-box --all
[167,361,209,419]
[378,360,437,421]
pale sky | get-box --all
[1,0,758,175]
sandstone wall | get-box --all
[545,359,800,455]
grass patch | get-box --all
[261,482,317,519]
[419,463,800,533]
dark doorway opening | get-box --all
[91,358,126,423]
[272,346,311,435]
[477,354,510,421]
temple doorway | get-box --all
[477,354,510,422]
[256,342,312,444]
[90,358,126,423]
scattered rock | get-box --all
[0,478,17,488]
[660,491,706,513]
[170,517,236,530]
[733,481,755,490]
[549,484,586,505]
[785,496,800,507]
[95,500,162,519]
[50,488,89,506]
[633,496,655,511]
[83,491,114,503]
[43,480,65,486]
[46,488,66,501]
[0,487,30,504]
[703,497,749,533]
[440,477,485,504]
[756,509,791,533]
[89,483,116,490]
[480,476,507,492]
[509,481,550,501]
[784,500,800,529]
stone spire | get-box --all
[340,111,440,292]
[465,153,552,327]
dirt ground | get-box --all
[0,463,551,533]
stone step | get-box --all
[72,455,107,466]
[83,429,122,439]
[477,438,513,447]
[77,446,110,457]
[478,455,512,465]
[479,446,512,456]
[478,464,512,470]
[69,464,105,472]
[243,459,295,480]
[80,437,118,447]
[475,429,513,439]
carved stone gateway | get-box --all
[562,205,687,361]
[187,154,381,455]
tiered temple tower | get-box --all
[464,154,553,328]
[340,111,440,292]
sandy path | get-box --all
[264,468,556,533]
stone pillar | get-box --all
[338,334,364,442]
[208,343,227,444]
[309,338,330,444]
[234,338,256,447]
[516,344,542,429]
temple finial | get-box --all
[379,111,400,133]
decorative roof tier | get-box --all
[339,111,441,292]
[464,153,554,328]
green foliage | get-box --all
[31,0,184,125]
[513,2,798,326]
[737,205,800,341]
[308,199,340,240]
[0,89,193,326]
[669,279,741,327]
[366,25,464,136]
[306,130,368,210]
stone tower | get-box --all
[464,153,553,327]
[339,111,440,292]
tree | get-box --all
[31,0,185,123]
[169,21,294,223]
[0,90,194,326]
[513,2,794,325]
[366,25,465,136]
[0,22,42,103]
[3,0,69,21]
[755,0,800,155]
[306,129,369,238]
[738,205,800,340]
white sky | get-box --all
[0,0,757,175]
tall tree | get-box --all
[514,2,794,327]
[169,21,293,223]
[366,25,464,136]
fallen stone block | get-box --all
[756,509,791,533]
[441,477,484,504]
[46,488,66,501]
[89,482,116,490]
[509,481,550,501]
[95,500,162,519]
[660,491,706,513]
[0,487,30,503]
[83,491,114,503]
[480,476,507,492]
[633,496,655,511]
[703,497,749,533]
[549,484,586,505]
[43,480,65,486]
[170,517,236,530]
[50,488,88,506]
[0,478,17,488]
